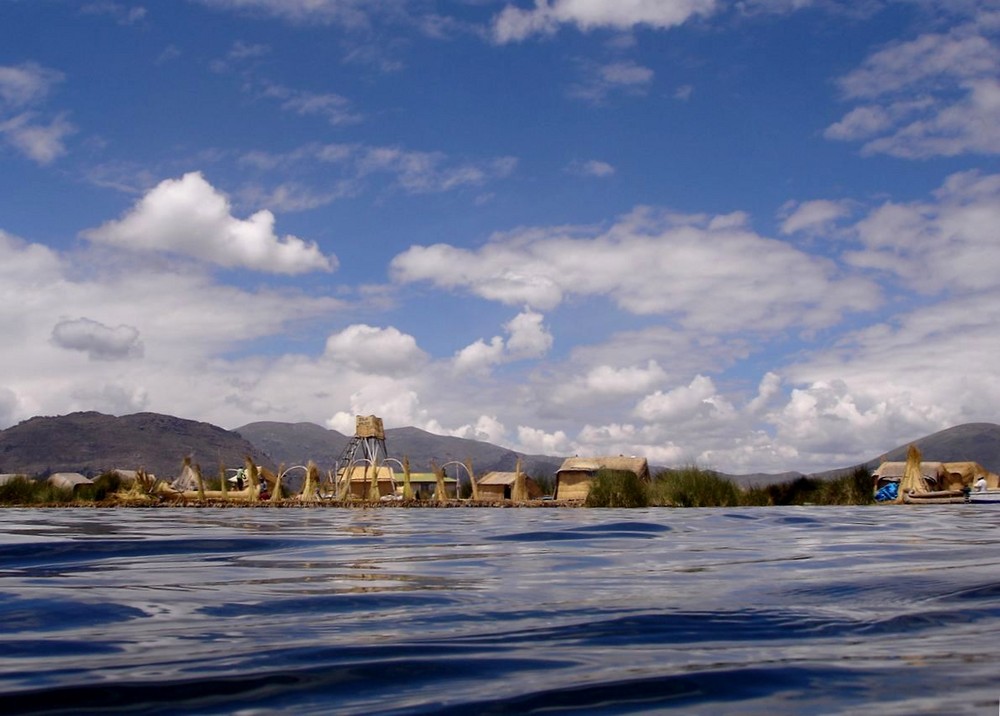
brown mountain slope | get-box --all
[0,411,273,479]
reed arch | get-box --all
[440,460,475,500]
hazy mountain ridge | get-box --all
[0,411,273,479]
[2,413,998,485]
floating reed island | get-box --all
[1,416,995,508]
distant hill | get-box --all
[0,411,273,479]
[235,421,564,481]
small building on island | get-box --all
[400,472,458,500]
[555,456,650,501]
[477,471,543,501]
[47,472,93,493]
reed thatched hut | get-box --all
[342,465,397,498]
[47,472,93,492]
[872,460,997,491]
[555,456,650,501]
[401,473,458,500]
[477,471,543,501]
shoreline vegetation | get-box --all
[0,465,876,508]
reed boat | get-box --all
[901,489,969,504]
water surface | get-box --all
[1,506,998,714]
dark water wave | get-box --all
[1,506,999,714]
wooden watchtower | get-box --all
[335,415,391,497]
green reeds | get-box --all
[585,468,649,508]
[0,476,73,504]
[649,466,741,507]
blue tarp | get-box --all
[875,482,899,502]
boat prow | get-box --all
[901,489,969,505]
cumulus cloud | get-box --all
[453,309,553,374]
[392,206,879,332]
[447,414,508,444]
[82,172,336,274]
[516,424,572,454]
[634,375,736,423]
[492,0,718,43]
[825,21,1000,157]
[847,170,1000,291]
[324,324,428,376]
[51,318,144,361]
[0,62,74,164]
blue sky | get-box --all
[2,0,999,474]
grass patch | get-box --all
[650,466,742,507]
[585,469,649,508]
[0,476,74,505]
[742,466,874,506]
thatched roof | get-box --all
[343,465,396,482]
[478,471,525,486]
[405,472,457,484]
[47,472,92,490]
[873,461,943,482]
[557,456,650,480]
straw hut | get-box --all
[399,473,458,500]
[941,462,997,490]
[872,461,945,491]
[872,460,997,491]
[342,465,397,498]
[477,471,543,501]
[47,472,93,492]
[170,461,201,492]
[555,456,650,501]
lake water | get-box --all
[1,505,998,715]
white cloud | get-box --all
[826,22,1000,157]
[847,170,1000,291]
[0,63,74,165]
[447,414,508,444]
[453,309,553,374]
[324,324,428,377]
[51,318,144,361]
[569,59,654,102]
[198,0,370,26]
[82,172,336,274]
[492,0,718,43]
[0,225,344,429]
[0,63,62,108]
[392,206,879,332]
[259,81,363,126]
[81,3,147,25]
[516,424,572,454]
[568,159,616,177]
[453,336,506,375]
[504,309,553,359]
[634,375,736,423]
[0,112,75,165]
[779,199,852,234]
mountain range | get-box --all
[2,411,999,486]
